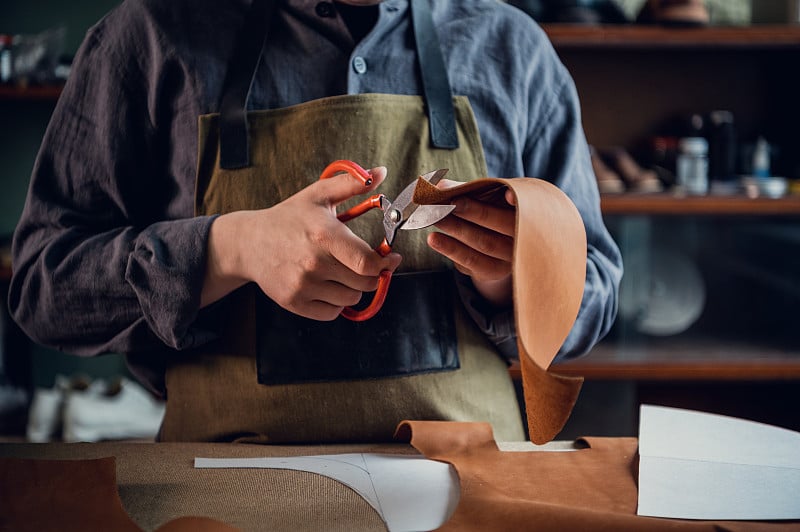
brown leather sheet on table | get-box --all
[396,420,800,532]
[0,455,238,532]
[0,442,401,532]
[414,177,586,443]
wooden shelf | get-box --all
[600,193,800,215]
[510,338,800,381]
[0,84,63,101]
[543,24,800,50]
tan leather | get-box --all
[1,441,398,531]
[396,420,800,532]
[413,177,586,443]
[0,456,239,532]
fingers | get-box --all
[432,214,514,263]
[283,261,397,321]
[245,163,402,321]
[427,223,513,307]
[449,196,516,237]
[427,193,516,283]
[269,251,399,321]
[322,248,401,292]
[428,230,512,281]
[321,215,402,277]
[315,166,387,208]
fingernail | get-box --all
[369,166,387,176]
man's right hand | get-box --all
[200,166,402,320]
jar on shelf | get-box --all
[677,137,709,195]
[0,34,13,83]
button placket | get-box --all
[315,2,335,18]
[352,56,368,74]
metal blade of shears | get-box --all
[401,204,454,230]
[402,168,454,230]
[382,168,454,244]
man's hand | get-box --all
[427,180,516,308]
[201,167,402,320]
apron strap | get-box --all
[219,0,458,169]
[410,0,459,150]
[219,0,274,170]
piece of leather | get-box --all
[413,177,586,443]
[0,457,239,532]
[395,420,800,532]
[256,271,458,384]
[157,517,240,532]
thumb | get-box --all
[505,187,517,207]
[315,165,387,205]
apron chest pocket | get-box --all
[255,271,459,384]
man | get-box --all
[10,0,622,442]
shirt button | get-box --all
[315,2,335,18]
[352,56,368,74]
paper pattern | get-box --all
[195,453,459,531]
[637,404,800,520]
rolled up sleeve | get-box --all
[9,17,215,356]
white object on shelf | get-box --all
[676,137,709,195]
[618,248,706,336]
[752,136,771,178]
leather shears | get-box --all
[320,160,455,321]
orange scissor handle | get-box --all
[319,159,373,185]
[319,160,393,321]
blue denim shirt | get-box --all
[9,0,622,393]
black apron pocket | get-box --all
[256,270,459,384]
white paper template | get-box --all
[195,453,459,532]
[637,404,800,520]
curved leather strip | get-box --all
[394,420,498,457]
[413,177,585,442]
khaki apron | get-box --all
[159,0,523,443]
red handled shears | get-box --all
[320,160,455,321]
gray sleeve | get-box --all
[8,20,216,356]
[524,72,623,362]
[455,272,518,362]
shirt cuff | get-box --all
[454,272,518,362]
[125,215,218,350]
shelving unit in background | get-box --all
[0,84,63,101]
[534,24,800,436]
[0,82,63,276]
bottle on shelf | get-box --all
[676,136,709,195]
[0,35,13,83]
[752,136,771,178]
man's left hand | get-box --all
[426,180,516,308]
